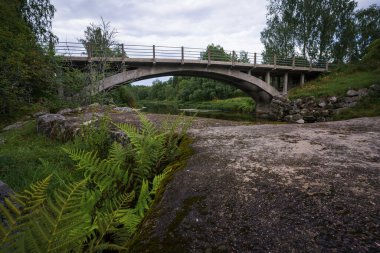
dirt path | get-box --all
[130,117,380,252]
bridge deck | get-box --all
[64,56,326,74]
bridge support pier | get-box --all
[283,73,288,95]
[253,91,273,118]
[265,72,271,86]
[300,73,305,87]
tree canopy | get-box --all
[261,0,380,63]
[0,0,57,117]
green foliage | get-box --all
[194,97,255,113]
[0,0,58,118]
[123,75,246,105]
[79,17,119,58]
[0,175,51,252]
[0,121,80,192]
[21,0,57,44]
[354,5,380,60]
[288,71,379,99]
[109,85,138,107]
[333,94,380,120]
[261,1,380,63]
[362,39,380,68]
[72,114,112,158]
[0,113,191,252]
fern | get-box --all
[85,191,135,252]
[115,114,167,180]
[0,113,190,252]
[28,179,91,253]
[63,148,130,192]
[0,175,52,251]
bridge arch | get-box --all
[91,65,282,115]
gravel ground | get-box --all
[130,117,380,253]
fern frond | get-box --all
[86,191,135,251]
[108,141,127,165]
[63,148,100,172]
[26,179,92,253]
[116,209,142,236]
[0,175,51,249]
[134,180,151,218]
[150,173,166,196]
[136,111,157,136]
[64,147,129,192]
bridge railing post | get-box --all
[121,43,126,71]
[309,58,312,71]
[273,54,277,69]
[181,46,184,64]
[232,50,236,65]
[292,55,295,69]
[254,52,257,67]
[88,43,92,62]
[208,49,211,65]
[153,45,156,64]
[325,61,329,71]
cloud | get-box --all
[52,0,267,52]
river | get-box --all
[140,103,260,122]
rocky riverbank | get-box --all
[269,84,380,123]
[129,117,380,252]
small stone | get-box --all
[321,110,330,117]
[72,107,83,113]
[304,115,316,123]
[328,96,337,103]
[357,88,368,97]
[0,180,14,204]
[369,84,380,93]
[2,121,28,131]
[318,102,326,108]
[345,102,357,108]
[300,109,309,115]
[296,119,305,124]
[113,107,133,113]
[334,108,348,115]
[346,89,359,97]
[344,96,359,103]
[57,108,73,115]
[33,111,48,118]
[0,138,5,145]
[289,109,301,114]
[88,102,100,108]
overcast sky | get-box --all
[51,0,377,85]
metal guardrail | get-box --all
[54,42,328,70]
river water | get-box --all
[141,103,259,122]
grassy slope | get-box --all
[288,68,380,120]
[289,70,379,99]
[0,121,80,191]
[140,97,255,113]
[191,97,255,113]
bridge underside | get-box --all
[90,65,282,116]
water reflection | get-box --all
[141,103,259,122]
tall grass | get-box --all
[0,121,80,191]
[289,70,379,99]
[193,97,255,113]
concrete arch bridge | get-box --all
[57,42,328,115]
